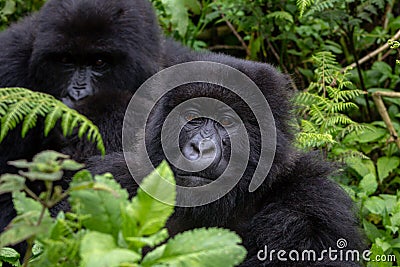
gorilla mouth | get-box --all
[175,174,214,186]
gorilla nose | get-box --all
[182,138,217,161]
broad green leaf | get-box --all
[391,211,400,227]
[363,219,383,242]
[1,192,52,247]
[124,161,175,238]
[125,229,169,250]
[346,157,376,178]
[80,232,140,267]
[69,173,129,239]
[0,247,20,266]
[162,0,189,37]
[367,243,392,267]
[0,174,25,194]
[364,196,386,215]
[344,126,387,144]
[142,228,246,267]
[61,159,85,171]
[358,173,378,196]
[13,191,42,215]
[19,170,63,182]
[377,156,400,182]
[185,0,201,14]
[1,0,16,15]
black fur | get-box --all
[85,53,365,266]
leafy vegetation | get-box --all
[0,151,246,267]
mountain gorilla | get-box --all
[0,0,162,251]
[85,53,365,266]
[0,0,161,167]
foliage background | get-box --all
[1,0,400,266]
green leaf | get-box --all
[364,196,386,215]
[377,156,400,182]
[80,232,141,267]
[1,0,16,15]
[69,173,129,239]
[162,0,189,37]
[19,170,63,182]
[125,229,169,249]
[363,219,383,242]
[60,159,84,171]
[346,157,376,178]
[1,192,52,247]
[0,174,25,194]
[355,127,387,143]
[185,0,201,14]
[142,228,246,267]
[124,161,175,238]
[358,173,378,196]
[0,247,20,267]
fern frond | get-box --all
[326,102,358,113]
[323,114,355,127]
[296,0,314,17]
[21,103,48,137]
[307,0,339,15]
[309,104,326,124]
[44,106,63,136]
[266,11,294,23]
[300,119,318,133]
[0,87,105,155]
[296,132,335,149]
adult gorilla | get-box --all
[0,0,161,252]
[0,0,161,170]
[86,52,365,266]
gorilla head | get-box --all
[147,84,268,189]
[28,0,160,102]
[142,54,296,191]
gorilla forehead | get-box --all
[35,0,155,51]
[168,83,250,110]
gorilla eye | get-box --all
[220,116,235,127]
[94,59,106,67]
[60,55,72,64]
[183,111,200,122]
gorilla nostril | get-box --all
[199,139,216,158]
[182,142,200,161]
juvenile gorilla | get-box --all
[87,53,365,266]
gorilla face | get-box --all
[28,0,161,102]
[146,83,261,189]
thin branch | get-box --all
[372,91,400,149]
[218,9,251,56]
[343,29,400,71]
